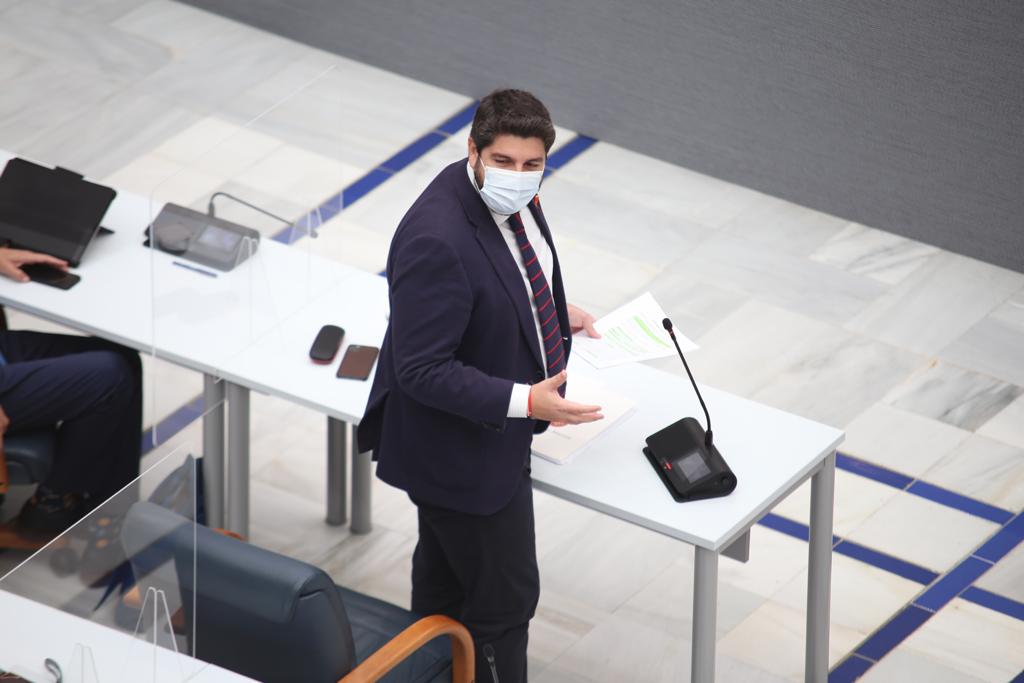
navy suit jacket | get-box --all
[357,159,571,515]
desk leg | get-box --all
[692,546,719,683]
[226,382,250,537]
[202,374,225,529]
[350,431,373,535]
[806,451,836,682]
[326,418,348,526]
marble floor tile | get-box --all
[559,141,767,229]
[941,315,1024,388]
[38,0,144,23]
[675,300,923,428]
[921,434,1024,511]
[974,542,1024,604]
[977,394,1024,451]
[859,649,988,683]
[615,554,767,639]
[809,222,940,286]
[845,251,1024,355]
[896,598,1024,682]
[0,2,169,83]
[536,506,689,614]
[301,217,392,274]
[843,492,999,573]
[0,43,123,155]
[552,236,663,316]
[718,599,864,678]
[16,88,200,181]
[229,142,364,209]
[151,116,282,176]
[528,591,610,668]
[720,193,852,257]
[539,174,714,270]
[771,553,922,639]
[101,151,227,206]
[882,360,1024,432]
[840,402,971,477]
[715,526,810,600]
[661,232,889,326]
[770,470,900,537]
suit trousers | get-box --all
[0,331,142,504]
[411,468,539,683]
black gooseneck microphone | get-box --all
[641,318,737,502]
[662,317,713,447]
[483,643,500,683]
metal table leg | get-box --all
[226,381,250,537]
[326,418,348,526]
[350,430,373,534]
[806,451,836,682]
[202,374,225,528]
[692,546,719,683]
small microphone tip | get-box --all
[662,318,673,331]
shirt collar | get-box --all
[466,161,513,227]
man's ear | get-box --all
[467,137,479,166]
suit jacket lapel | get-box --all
[455,164,545,370]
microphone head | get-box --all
[662,317,673,332]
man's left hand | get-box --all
[567,303,600,338]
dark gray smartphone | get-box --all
[310,325,345,364]
[336,344,379,380]
[22,264,80,290]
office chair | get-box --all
[122,502,474,683]
[0,429,57,550]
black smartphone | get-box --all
[310,325,345,363]
[337,344,379,380]
[21,264,80,290]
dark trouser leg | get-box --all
[414,471,539,683]
[411,504,464,622]
[0,331,143,502]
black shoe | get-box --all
[17,488,86,535]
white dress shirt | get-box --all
[467,163,555,419]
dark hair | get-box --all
[470,89,556,154]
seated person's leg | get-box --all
[0,334,142,533]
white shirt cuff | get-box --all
[507,382,532,419]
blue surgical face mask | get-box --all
[475,160,543,215]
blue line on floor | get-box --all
[544,135,597,177]
[835,451,1012,524]
[140,395,205,454]
[829,511,1024,680]
[272,100,480,244]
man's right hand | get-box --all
[529,371,603,425]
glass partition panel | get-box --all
[0,446,205,682]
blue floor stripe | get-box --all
[854,604,932,662]
[974,513,1024,563]
[835,452,913,489]
[140,395,205,454]
[906,480,1013,525]
[961,586,1024,621]
[833,540,939,586]
[435,101,479,135]
[544,134,597,176]
[913,556,991,611]
[380,131,447,174]
[758,512,810,542]
[836,451,1013,523]
[829,654,874,682]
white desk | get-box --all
[532,360,842,682]
[0,589,256,682]
[0,149,378,535]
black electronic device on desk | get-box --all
[147,203,260,272]
[0,157,116,267]
[643,318,737,502]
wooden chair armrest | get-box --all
[339,614,475,683]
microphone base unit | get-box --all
[643,417,737,502]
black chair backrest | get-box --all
[123,502,357,683]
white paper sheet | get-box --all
[531,374,636,465]
[572,292,697,368]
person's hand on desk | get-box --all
[567,303,600,338]
[0,247,68,283]
[529,370,603,426]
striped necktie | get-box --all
[509,211,565,378]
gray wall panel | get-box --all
[182,0,1024,272]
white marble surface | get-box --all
[3,3,1023,681]
[810,223,940,286]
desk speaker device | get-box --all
[643,318,737,502]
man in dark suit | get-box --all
[358,89,603,681]
[0,246,142,535]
